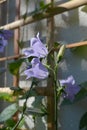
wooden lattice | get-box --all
[0,0,87,130]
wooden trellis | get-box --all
[0,0,87,130]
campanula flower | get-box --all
[0,30,13,40]
[24,58,49,79]
[0,30,12,53]
[24,33,48,58]
[0,35,7,53]
[59,75,80,101]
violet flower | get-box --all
[0,30,12,53]
[0,30,13,40]
[59,75,80,101]
[24,33,48,58]
[0,35,7,53]
[24,58,49,79]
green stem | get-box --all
[54,77,58,130]
[12,80,34,130]
[54,63,60,130]
[12,111,24,130]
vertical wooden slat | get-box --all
[13,0,20,87]
[13,0,20,122]
[46,0,55,130]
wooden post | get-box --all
[13,0,20,87]
[46,0,55,130]
[13,0,20,122]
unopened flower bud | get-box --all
[57,44,65,63]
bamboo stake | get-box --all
[0,0,87,30]
[0,87,13,94]
[0,87,53,96]
[0,54,23,62]
[0,0,6,4]
[66,41,87,48]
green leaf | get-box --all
[79,112,87,129]
[6,119,16,127]
[10,86,23,91]
[79,81,87,88]
[39,1,51,11]
[0,93,13,102]
[46,7,66,14]
[53,42,60,48]
[81,5,87,13]
[8,58,25,75]
[75,88,87,101]
[26,107,46,117]
[32,96,43,108]
[22,12,28,20]
[17,40,25,49]
[31,97,47,116]
[40,104,47,115]
[39,1,45,8]
[0,103,18,122]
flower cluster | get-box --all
[24,33,80,101]
[59,75,80,101]
[0,29,12,53]
[24,33,49,79]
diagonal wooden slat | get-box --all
[0,0,87,30]
[0,0,6,4]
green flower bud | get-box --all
[57,44,65,63]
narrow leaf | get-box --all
[26,107,46,116]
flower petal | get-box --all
[24,33,48,58]
[0,30,13,40]
[24,68,34,79]
[0,35,8,53]
[32,62,49,79]
[23,49,39,58]
[59,75,80,101]
[24,58,49,79]
[31,58,40,66]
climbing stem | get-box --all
[12,80,34,130]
